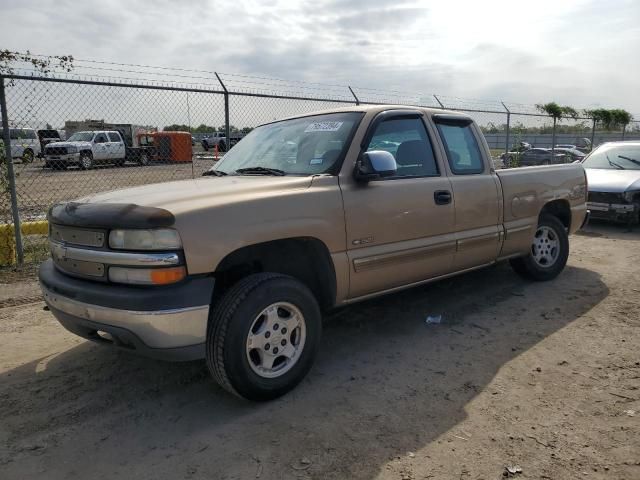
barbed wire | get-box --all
[2,52,639,119]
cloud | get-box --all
[0,0,638,115]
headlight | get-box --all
[623,191,639,204]
[109,228,182,250]
[108,266,186,285]
[66,146,78,154]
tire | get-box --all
[509,214,569,281]
[79,152,93,170]
[138,152,149,166]
[206,273,322,401]
[22,149,34,163]
[218,141,226,153]
[202,141,209,152]
[114,158,125,167]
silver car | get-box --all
[583,141,640,225]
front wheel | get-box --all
[510,214,569,281]
[206,273,322,401]
[79,152,93,170]
[138,152,149,166]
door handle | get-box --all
[434,190,452,205]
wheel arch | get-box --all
[540,199,571,230]
[213,237,337,311]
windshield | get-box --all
[213,112,363,175]
[67,132,95,142]
[583,144,640,170]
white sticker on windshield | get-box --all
[304,121,344,133]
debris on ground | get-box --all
[425,315,442,325]
[504,465,523,476]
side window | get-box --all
[25,129,37,140]
[366,117,438,178]
[108,132,121,142]
[9,129,19,140]
[436,123,484,174]
[94,133,107,143]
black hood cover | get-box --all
[48,202,175,229]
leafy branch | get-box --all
[0,49,74,78]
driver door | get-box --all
[93,133,109,161]
[340,111,457,299]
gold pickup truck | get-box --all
[39,105,589,400]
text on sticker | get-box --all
[304,121,344,133]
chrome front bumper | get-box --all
[41,284,209,351]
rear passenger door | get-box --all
[107,132,125,160]
[432,115,502,271]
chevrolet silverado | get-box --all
[39,105,589,400]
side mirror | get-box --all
[354,150,397,182]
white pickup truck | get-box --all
[44,130,126,170]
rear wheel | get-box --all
[510,214,569,281]
[218,141,227,152]
[79,152,93,170]
[206,273,322,401]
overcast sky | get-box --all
[2,0,639,114]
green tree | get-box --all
[535,102,579,153]
[163,124,192,132]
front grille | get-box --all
[45,146,68,155]
[50,225,108,281]
[50,224,105,247]
[588,191,625,204]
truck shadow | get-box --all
[1,263,608,479]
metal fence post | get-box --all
[501,102,510,155]
[551,117,557,155]
[348,86,360,105]
[590,118,596,151]
[433,95,444,108]
[215,72,230,149]
[0,75,24,265]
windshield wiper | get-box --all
[235,166,286,176]
[606,154,625,170]
[618,155,640,166]
[202,169,227,176]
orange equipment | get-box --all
[152,131,193,163]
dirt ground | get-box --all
[0,222,638,480]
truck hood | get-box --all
[585,168,640,193]
[46,141,92,149]
[74,175,315,214]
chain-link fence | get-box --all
[2,72,640,271]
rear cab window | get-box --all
[434,116,485,174]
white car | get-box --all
[9,128,41,163]
[44,130,126,170]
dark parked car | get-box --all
[553,147,586,162]
[518,148,567,166]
